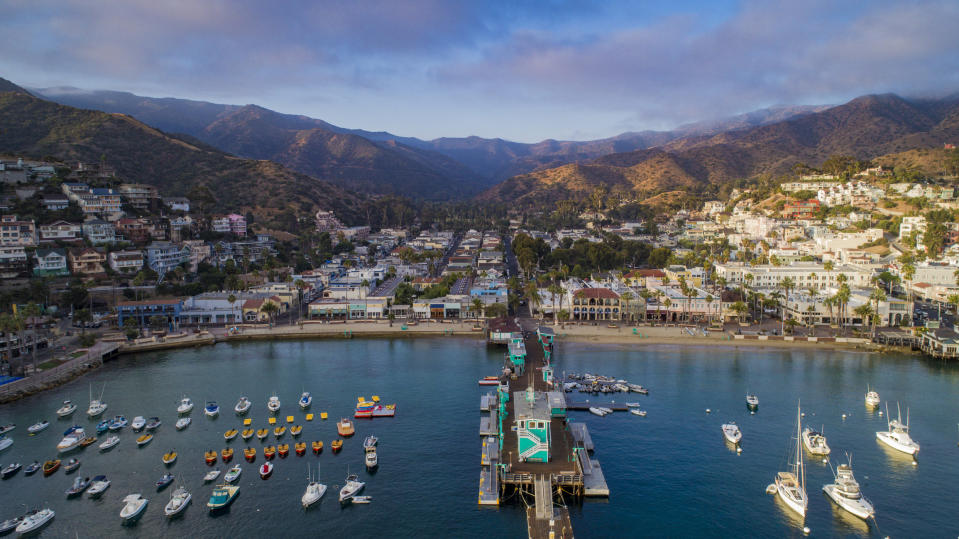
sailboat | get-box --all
[301,464,327,508]
[876,402,920,455]
[774,402,807,518]
[87,383,107,418]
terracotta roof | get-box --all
[573,288,620,299]
[243,299,265,309]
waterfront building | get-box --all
[570,288,621,321]
[513,386,551,463]
[713,262,874,289]
[179,295,243,326]
[116,298,183,329]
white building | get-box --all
[713,262,875,290]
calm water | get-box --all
[1,338,958,538]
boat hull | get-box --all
[823,485,874,520]
[775,479,807,517]
[876,432,919,455]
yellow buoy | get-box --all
[372,395,380,402]
[268,417,276,425]
[305,413,314,421]
[357,396,365,403]
[243,418,252,426]
[320,412,328,420]
[286,415,294,423]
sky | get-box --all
[2,0,959,142]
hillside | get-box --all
[0,92,363,225]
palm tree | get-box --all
[547,283,564,324]
[705,294,714,326]
[870,287,887,336]
[779,277,795,336]
[639,289,652,322]
[663,298,672,322]
[731,301,748,323]
[227,294,238,324]
[853,304,874,332]
[901,262,916,303]
[573,290,587,322]
[836,283,851,331]
[524,282,542,319]
[471,298,484,320]
[823,295,836,327]
[22,303,41,374]
[620,290,634,324]
[823,260,834,288]
[261,301,279,328]
[294,279,307,324]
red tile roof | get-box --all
[574,288,620,299]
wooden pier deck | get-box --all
[569,422,594,452]
[565,402,628,412]
[526,506,574,539]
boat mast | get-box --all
[797,401,804,493]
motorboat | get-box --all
[96,419,110,434]
[99,435,120,451]
[57,425,85,453]
[311,441,324,454]
[337,418,355,437]
[14,508,55,535]
[42,459,60,476]
[24,461,41,475]
[267,394,281,413]
[207,484,239,512]
[80,435,98,448]
[120,494,149,523]
[256,428,269,440]
[478,376,501,386]
[65,476,91,497]
[259,461,274,479]
[722,422,742,444]
[164,486,191,518]
[221,448,234,462]
[28,420,50,434]
[87,384,108,418]
[57,400,77,417]
[224,429,238,441]
[204,401,220,418]
[277,444,290,458]
[156,473,175,490]
[299,392,312,410]
[363,435,378,450]
[274,425,286,438]
[136,433,154,447]
[588,407,607,417]
[162,450,178,465]
[225,465,242,483]
[108,415,128,431]
[131,416,146,431]
[865,386,880,407]
[350,496,372,504]
[203,469,221,482]
[290,425,302,437]
[331,440,343,453]
[774,403,807,518]
[295,442,307,456]
[63,458,81,474]
[88,475,111,498]
[234,397,251,415]
[802,427,831,456]
[145,417,162,430]
[876,402,920,455]
[365,448,378,470]
[0,514,21,535]
[176,417,192,430]
[625,402,641,408]
[301,465,327,508]
[205,450,218,465]
[177,396,194,415]
[0,424,13,436]
[338,473,365,503]
[1,462,21,479]
[746,394,759,409]
[244,447,257,462]
[823,455,875,520]
[0,436,11,452]
[264,446,276,460]
[630,409,647,417]
[599,407,613,414]
[241,428,254,440]
[628,384,649,394]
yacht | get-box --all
[164,486,192,518]
[876,402,920,455]
[267,394,281,413]
[774,403,807,518]
[338,473,366,503]
[207,484,239,512]
[175,417,192,430]
[56,400,77,417]
[131,416,146,431]
[28,420,50,434]
[0,424,13,435]
[746,393,759,409]
[88,475,111,498]
[299,391,312,410]
[301,465,327,508]
[99,435,120,451]
[721,422,742,444]
[14,508,55,535]
[177,396,194,415]
[801,426,831,456]
[204,401,220,417]
[865,386,880,407]
[234,396,251,415]
[120,494,149,523]
[0,436,12,452]
[823,455,875,520]
[57,425,86,453]
[87,384,108,418]
[365,448,378,470]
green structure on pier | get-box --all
[508,338,527,375]
[514,386,552,463]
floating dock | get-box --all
[577,448,610,497]
[569,422,594,453]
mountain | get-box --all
[0,77,32,96]
[480,94,959,207]
[0,91,363,225]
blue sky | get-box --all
[2,0,958,142]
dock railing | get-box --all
[0,341,119,402]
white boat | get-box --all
[99,435,120,451]
[823,455,875,520]
[599,407,613,414]
[57,425,85,453]
[588,407,607,417]
[56,400,77,417]
[625,402,641,408]
[365,448,378,469]
[774,403,807,518]
[175,417,191,430]
[350,495,372,503]
[721,422,742,444]
[802,426,831,456]
[164,486,192,518]
[204,401,220,417]
[15,508,55,535]
[267,394,281,413]
[299,391,312,410]
[0,437,11,452]
[301,465,327,508]
[234,396,251,415]
[876,402,920,455]
[746,394,759,409]
[131,416,146,431]
[88,476,111,498]
[177,396,194,415]
[120,494,149,523]
[203,469,221,482]
[630,409,647,417]
[865,386,880,407]
[28,420,49,434]
[225,465,242,483]
[338,473,366,503]
[363,435,378,450]
[87,383,108,417]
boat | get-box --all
[876,402,920,455]
[295,442,307,456]
[802,427,831,456]
[224,429,238,441]
[264,446,276,460]
[363,435,378,450]
[28,420,50,434]
[350,495,372,503]
[234,397,251,415]
[0,436,10,452]
[120,494,149,523]
[155,473,175,490]
[65,476,91,497]
[145,417,162,430]
[290,425,302,437]
[244,447,256,462]
[205,401,220,417]
[203,469,221,482]
[588,407,607,417]
[175,417,192,431]
[865,386,880,407]
[259,461,274,479]
[338,473,365,503]
[311,441,323,454]
[99,435,120,451]
[365,448,378,470]
[88,475,110,497]
[478,376,500,386]
[96,419,110,434]
[136,433,153,447]
[278,443,290,458]
[337,418,355,437]
[63,458,81,474]
[42,459,60,476]
[628,384,649,394]
[0,424,12,436]
[299,391,312,410]
[24,461,41,476]
[774,403,807,518]
[370,404,396,418]
[162,450,178,465]
[256,428,269,440]
[630,409,647,417]
[1,462,20,479]
[274,425,286,438]
[746,394,759,409]
[56,400,77,417]
[267,394,281,413]
[206,483,239,512]
[721,422,742,444]
[87,383,108,418]
[301,465,327,508]
[224,465,242,483]
[14,509,54,535]
[0,514,21,535]
[205,450,218,465]
[80,435,97,447]
[625,402,641,408]
[241,428,254,440]
[331,440,343,453]
[221,448,234,462]
[823,454,875,520]
[131,416,146,431]
[108,415,128,431]
[164,486,191,518]
[57,425,85,453]
[177,396,194,415]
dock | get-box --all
[577,448,610,497]
[565,402,628,412]
[479,436,500,505]
[569,422,594,452]
[481,393,496,412]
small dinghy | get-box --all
[162,450,178,465]
[136,434,153,447]
[203,469,221,483]
[259,461,273,479]
[1,462,21,479]
[28,420,50,434]
[63,458,81,474]
[145,417,162,430]
[99,435,120,451]
[24,461,41,476]
[223,429,238,441]
[88,475,110,498]
[175,417,191,431]
[65,476,92,497]
[630,408,647,417]
[131,416,146,431]
[224,465,242,483]
[155,473,175,491]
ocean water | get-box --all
[0,338,957,538]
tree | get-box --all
[261,301,279,327]
[227,294,237,324]
[731,301,748,323]
[823,260,834,289]
[620,290,634,324]
[471,298,484,320]
[21,303,41,374]
[853,304,874,332]
[123,317,139,340]
[149,315,167,332]
[547,283,564,324]
[524,282,542,318]
[74,309,93,335]
[870,287,887,336]
[779,277,795,336]
[485,302,508,319]
[294,279,307,324]
[704,294,714,326]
